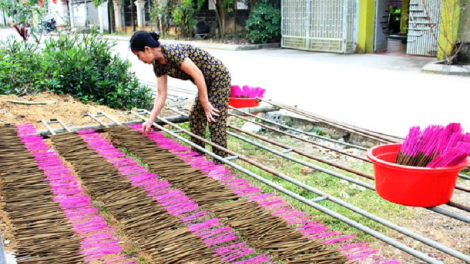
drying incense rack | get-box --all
[1,97,469,264]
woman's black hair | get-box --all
[130,30,160,52]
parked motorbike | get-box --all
[42,18,56,33]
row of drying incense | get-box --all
[64,129,274,263]
[52,130,225,263]
[2,124,266,263]
[52,126,347,263]
[109,125,397,264]
[0,123,395,263]
[105,126,347,263]
[17,124,137,263]
[1,124,219,263]
[0,126,84,263]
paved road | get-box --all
[2,27,469,138]
[114,38,470,138]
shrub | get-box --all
[171,0,204,38]
[245,3,281,44]
[0,40,46,95]
[151,0,175,34]
[0,28,153,110]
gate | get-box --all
[281,0,356,53]
[406,0,442,56]
[120,0,154,33]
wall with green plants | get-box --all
[245,2,281,44]
[0,29,153,110]
[194,9,250,36]
[151,0,205,38]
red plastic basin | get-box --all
[228,97,260,109]
[366,143,469,207]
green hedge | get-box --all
[245,3,281,44]
[0,29,152,110]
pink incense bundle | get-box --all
[396,123,470,168]
[395,126,420,165]
[427,140,470,168]
[230,85,266,98]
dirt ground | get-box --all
[0,91,183,130]
[0,92,133,127]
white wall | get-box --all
[98,2,109,31]
[73,2,99,27]
[49,0,69,27]
[87,2,100,26]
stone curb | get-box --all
[421,60,470,76]
[102,35,280,51]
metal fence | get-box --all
[281,0,356,53]
[120,0,155,33]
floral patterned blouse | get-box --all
[152,43,229,89]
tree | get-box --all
[0,0,47,41]
[152,0,204,38]
[152,0,175,34]
[420,0,470,64]
[212,0,233,38]
[171,0,204,37]
[245,1,280,43]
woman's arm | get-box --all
[142,75,168,133]
[180,57,219,122]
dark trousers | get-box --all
[189,71,231,158]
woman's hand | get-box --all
[142,119,154,133]
[180,58,217,122]
[202,101,220,123]
[142,75,168,134]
